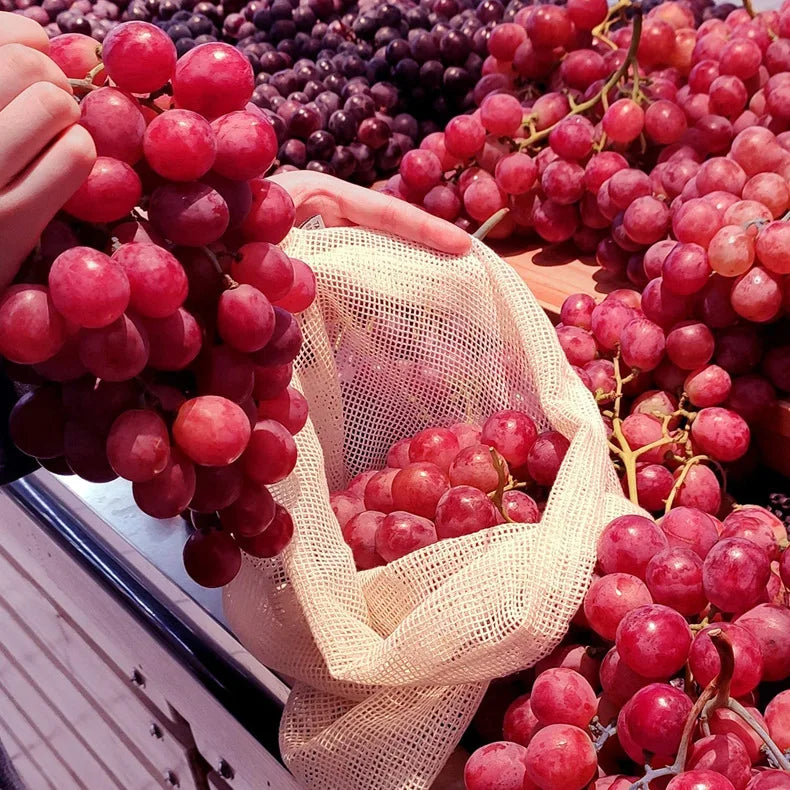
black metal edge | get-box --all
[5,476,286,760]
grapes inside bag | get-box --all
[223,227,641,790]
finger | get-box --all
[336,179,472,256]
[0,43,72,110]
[0,12,50,52]
[0,124,95,291]
[0,81,80,187]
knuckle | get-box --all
[28,80,79,124]
[0,42,44,81]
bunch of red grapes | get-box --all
[330,409,568,568]
[0,21,318,587]
[464,505,790,790]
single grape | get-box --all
[530,668,597,729]
[132,447,196,519]
[79,313,149,381]
[464,741,531,790]
[707,706,768,765]
[390,462,450,520]
[620,318,667,372]
[79,87,145,165]
[501,490,540,524]
[182,528,241,588]
[273,258,316,314]
[149,182,229,246]
[525,431,569,487]
[256,387,308,435]
[253,307,302,367]
[142,308,202,371]
[658,507,720,558]
[375,510,437,562]
[0,285,66,365]
[235,504,294,558]
[106,409,170,482]
[597,514,670,580]
[615,603,692,678]
[242,180,296,244]
[703,537,771,613]
[143,109,216,182]
[173,395,251,467]
[480,410,538,469]
[502,694,541,747]
[242,418,297,484]
[735,604,790,682]
[584,573,653,642]
[523,724,597,790]
[622,682,692,760]
[689,622,763,696]
[211,110,278,181]
[690,406,750,462]
[434,485,498,539]
[189,463,244,514]
[102,21,176,93]
[62,156,142,224]
[686,734,751,790]
[409,427,460,473]
[666,771,736,790]
[341,510,385,570]
[217,284,275,353]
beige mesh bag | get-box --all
[223,226,639,790]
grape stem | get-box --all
[489,448,508,512]
[473,208,510,240]
[630,630,790,790]
[592,0,633,39]
[69,78,100,94]
[518,11,643,151]
[201,246,238,290]
[742,0,756,18]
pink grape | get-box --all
[501,491,540,523]
[256,387,308,435]
[254,307,302,367]
[173,396,251,467]
[111,243,188,319]
[242,419,297,484]
[622,682,692,759]
[530,668,597,728]
[674,464,722,515]
[765,690,790,751]
[702,538,771,613]
[745,774,790,790]
[106,409,170,482]
[721,512,781,561]
[502,694,541,747]
[636,464,675,512]
[686,734,751,790]
[450,423,482,449]
[375,510,437,562]
[735,604,790,681]
[730,266,783,323]
[217,284,275,353]
[142,308,202,371]
[755,221,790,275]
[210,110,278,181]
[480,411,538,469]
[662,243,711,296]
[685,365,732,407]
[666,321,715,370]
[79,87,145,164]
[495,153,538,196]
[591,299,636,351]
[102,21,176,93]
[534,644,601,690]
[708,706,768,764]
[243,180,296,245]
[690,407,750,462]
[620,318,667,372]
[556,326,597,367]
[599,647,651,706]
[79,313,149,381]
[363,469,398,513]
[143,110,216,181]
[615,603,692,678]
[149,182,229,246]
[182,528,241,588]
[189,463,244,514]
[329,492,364,529]
[386,439,412,469]
[132,447,196,519]
[689,622,763,696]
[409,427,460,473]
[464,742,531,790]
[646,546,707,615]
[560,294,595,330]
[62,156,142,224]
[172,43,253,119]
[273,258,316,314]
[434,485,498,539]
[657,508,719,560]
[49,247,130,329]
[525,431,569,487]
[218,480,274,538]
[523,724,597,790]
[668,773,737,790]
[386,459,451,520]
[597,515,670,580]
[341,511,385,570]
[583,573,653,642]
[234,504,293,558]
[449,444,508,493]
[0,285,66,365]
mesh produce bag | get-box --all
[223,226,639,790]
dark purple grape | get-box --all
[443,65,472,95]
[270,69,298,96]
[374,26,401,48]
[405,6,430,29]
[344,93,375,120]
[287,90,309,104]
[279,139,307,168]
[358,117,391,150]
[348,141,373,171]
[376,138,403,171]
[366,57,391,83]
[392,113,418,140]
[385,38,410,65]
[328,110,357,144]
[439,29,470,64]
[288,105,322,138]
[292,5,315,30]
[352,13,376,38]
[306,129,336,160]
[176,37,196,55]
[410,30,439,62]
[394,58,420,84]
[331,146,356,179]
[315,91,340,116]
[270,18,296,41]
[371,81,398,111]
[306,160,336,175]
[167,22,190,39]
[419,60,444,91]
[324,73,347,93]
[375,2,402,27]
[252,7,271,28]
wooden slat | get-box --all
[0,546,201,789]
[0,492,299,790]
[756,398,790,478]
[490,239,630,317]
[0,713,56,790]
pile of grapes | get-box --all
[464,505,790,790]
[0,21,318,588]
[330,410,563,568]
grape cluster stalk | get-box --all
[0,22,320,587]
[464,504,790,790]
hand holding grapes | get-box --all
[0,12,96,292]
[268,170,472,256]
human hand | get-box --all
[268,170,472,256]
[0,12,96,292]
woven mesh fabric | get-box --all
[223,227,640,790]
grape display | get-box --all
[1,22,316,587]
[465,505,790,790]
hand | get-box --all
[268,170,472,256]
[0,13,96,292]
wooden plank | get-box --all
[0,546,201,790]
[0,493,299,790]
[755,398,790,478]
[490,239,630,317]
[0,714,55,790]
